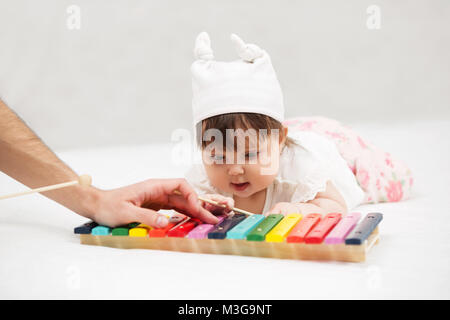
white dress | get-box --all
[185,130,365,214]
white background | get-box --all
[1,121,449,299]
[0,0,449,149]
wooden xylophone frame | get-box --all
[78,227,380,262]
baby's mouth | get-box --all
[230,182,250,191]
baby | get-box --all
[186,32,413,217]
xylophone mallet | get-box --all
[173,189,256,216]
[0,174,92,201]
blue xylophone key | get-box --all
[74,221,98,234]
[345,212,383,245]
[208,213,247,239]
[91,225,111,236]
[227,214,265,239]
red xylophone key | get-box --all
[167,218,202,237]
[148,222,178,237]
[304,213,342,244]
[286,213,321,243]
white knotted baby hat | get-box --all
[191,32,284,126]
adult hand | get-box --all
[83,178,220,228]
[0,100,218,228]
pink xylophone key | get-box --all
[324,212,361,244]
[187,216,226,239]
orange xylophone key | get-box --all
[304,213,342,244]
[148,222,177,237]
[148,214,189,237]
[286,213,321,243]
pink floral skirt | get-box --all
[283,116,413,204]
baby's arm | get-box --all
[269,181,348,216]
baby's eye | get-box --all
[211,154,225,162]
[245,152,259,158]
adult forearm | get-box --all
[0,100,219,228]
[0,100,98,218]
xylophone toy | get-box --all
[74,211,383,262]
[0,174,382,262]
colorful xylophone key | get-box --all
[148,222,177,237]
[167,218,202,237]
[74,211,383,262]
[324,212,361,244]
[91,225,111,235]
[74,221,98,234]
[129,224,152,237]
[286,213,321,243]
[148,214,190,237]
[188,216,226,239]
[304,213,342,244]
[112,222,140,236]
[247,214,284,241]
[208,214,247,239]
[226,214,265,239]
[345,212,383,245]
[266,214,303,243]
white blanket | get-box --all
[1,120,449,299]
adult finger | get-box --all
[166,193,220,223]
[192,205,220,224]
[126,204,170,228]
[159,179,202,214]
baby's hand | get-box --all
[267,202,303,216]
[200,194,235,215]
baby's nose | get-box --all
[228,165,244,176]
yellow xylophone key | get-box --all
[265,214,303,243]
[129,224,152,237]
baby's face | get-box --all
[202,130,284,198]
